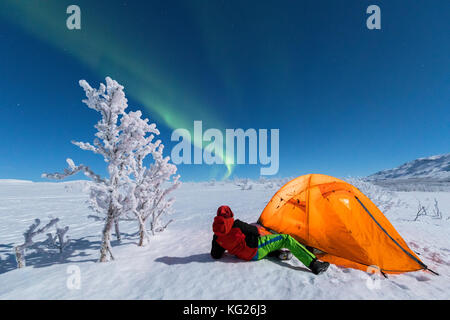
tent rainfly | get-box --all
[258,174,434,274]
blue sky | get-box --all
[0,0,448,182]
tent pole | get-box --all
[427,268,439,276]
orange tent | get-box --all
[258,174,429,274]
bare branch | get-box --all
[42,158,107,185]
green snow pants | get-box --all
[252,234,316,268]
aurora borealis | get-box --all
[0,0,237,178]
[0,1,448,181]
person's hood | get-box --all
[216,205,234,218]
[212,215,234,236]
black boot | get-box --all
[267,249,293,261]
[277,249,293,261]
[309,259,330,275]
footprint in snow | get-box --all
[414,275,431,282]
[392,281,409,290]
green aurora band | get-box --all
[0,1,234,179]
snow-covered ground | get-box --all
[0,179,449,300]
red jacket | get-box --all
[211,207,259,261]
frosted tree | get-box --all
[119,110,180,246]
[43,77,180,259]
[43,77,132,262]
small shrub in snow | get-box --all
[234,178,253,190]
[256,177,275,189]
[414,201,428,221]
[432,199,443,219]
[44,222,70,253]
[413,198,443,221]
[265,181,275,189]
[15,218,59,268]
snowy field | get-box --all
[0,179,449,300]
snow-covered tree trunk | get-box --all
[114,218,121,242]
[137,217,148,247]
[15,247,26,269]
[99,210,115,262]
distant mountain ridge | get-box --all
[368,153,450,181]
[0,179,33,184]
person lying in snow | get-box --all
[210,205,330,275]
